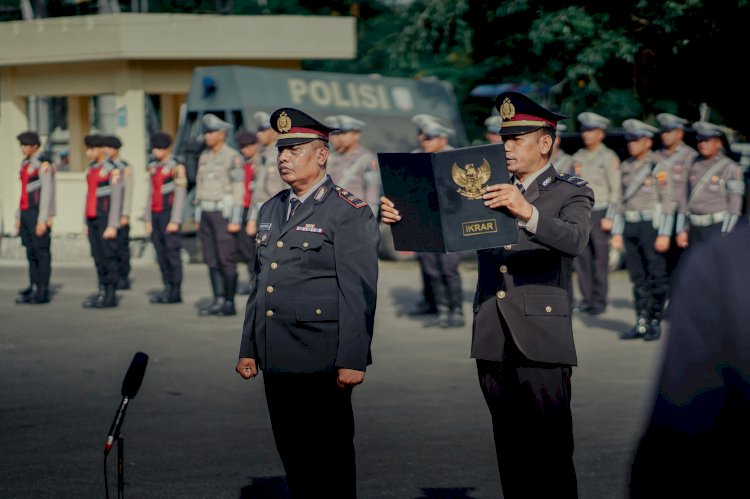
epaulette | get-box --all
[335,186,367,208]
[556,173,588,187]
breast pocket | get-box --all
[524,293,569,318]
[288,232,334,275]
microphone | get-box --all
[104,352,148,455]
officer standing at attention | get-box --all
[247,111,284,237]
[551,122,574,174]
[653,113,699,281]
[235,130,259,295]
[15,131,56,305]
[144,132,187,304]
[236,107,379,498]
[571,111,621,315]
[82,134,123,309]
[103,135,133,290]
[484,114,503,144]
[381,92,594,498]
[675,121,745,251]
[323,115,382,217]
[611,119,673,341]
[194,114,245,317]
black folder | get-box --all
[377,143,518,253]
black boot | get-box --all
[150,282,170,303]
[217,274,237,316]
[166,282,182,304]
[643,320,662,341]
[92,284,117,309]
[15,284,36,304]
[29,284,50,304]
[424,279,449,328]
[445,279,465,328]
[620,316,649,340]
[644,288,667,341]
[116,277,131,290]
[83,285,105,308]
[199,269,225,316]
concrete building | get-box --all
[0,13,355,252]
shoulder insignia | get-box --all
[314,186,328,202]
[336,186,366,208]
[556,173,588,187]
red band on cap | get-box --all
[288,127,328,138]
[506,113,556,128]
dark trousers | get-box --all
[19,208,51,288]
[689,222,723,250]
[477,356,577,499]
[622,221,668,321]
[419,252,462,311]
[237,208,256,266]
[199,210,238,278]
[87,217,118,286]
[263,372,356,499]
[115,222,131,281]
[573,209,609,310]
[151,211,183,286]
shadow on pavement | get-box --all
[416,486,478,498]
[239,475,289,498]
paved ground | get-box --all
[0,257,664,498]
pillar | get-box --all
[0,67,28,236]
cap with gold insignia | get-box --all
[494,92,566,136]
[150,132,173,149]
[577,111,610,131]
[253,111,272,130]
[202,113,232,133]
[235,130,257,147]
[84,134,105,147]
[270,107,338,147]
[16,131,40,146]
[102,135,122,149]
[656,113,689,132]
[692,121,724,140]
[622,119,659,141]
[484,115,503,134]
[326,115,365,134]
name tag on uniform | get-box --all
[296,224,323,233]
[259,222,272,231]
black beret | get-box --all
[84,134,105,147]
[16,131,40,146]
[235,130,258,147]
[150,132,173,149]
[102,135,122,149]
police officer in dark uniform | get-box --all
[15,131,55,305]
[194,114,245,316]
[82,134,123,309]
[103,135,133,290]
[382,92,594,498]
[235,130,259,295]
[236,108,379,498]
[144,132,187,304]
[611,119,673,341]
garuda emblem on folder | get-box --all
[452,159,492,199]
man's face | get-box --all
[502,129,550,178]
[256,128,276,147]
[20,144,38,157]
[277,140,328,192]
[627,137,652,158]
[334,130,360,154]
[241,144,259,159]
[152,147,170,162]
[86,146,103,162]
[204,130,224,149]
[420,135,447,153]
[660,128,683,148]
[697,136,722,158]
[581,128,605,148]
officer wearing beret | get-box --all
[484,114,503,144]
[571,111,621,315]
[654,113,699,281]
[82,134,123,308]
[323,115,382,217]
[675,121,745,251]
[144,132,187,304]
[247,111,285,238]
[382,91,594,498]
[102,135,133,290]
[236,107,379,498]
[194,114,245,316]
[611,119,673,341]
[15,131,56,305]
[235,130,259,295]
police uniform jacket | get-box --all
[239,176,380,373]
[471,166,594,366]
[682,153,744,232]
[326,146,382,215]
[654,143,699,215]
[612,153,674,236]
[572,144,621,216]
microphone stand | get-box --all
[117,434,124,499]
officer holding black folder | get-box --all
[381,92,594,498]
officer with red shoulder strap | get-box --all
[144,132,188,304]
[15,131,56,305]
[82,134,123,309]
